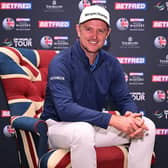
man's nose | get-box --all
[91,30,98,39]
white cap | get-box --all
[79,5,110,26]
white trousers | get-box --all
[46,116,155,168]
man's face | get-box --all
[76,19,111,56]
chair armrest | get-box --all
[11,116,48,158]
[11,116,48,134]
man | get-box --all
[41,5,156,168]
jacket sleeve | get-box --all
[47,56,112,129]
[109,59,138,114]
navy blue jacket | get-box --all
[41,40,138,129]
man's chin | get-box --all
[86,48,100,54]
[81,45,100,55]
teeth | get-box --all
[90,41,97,44]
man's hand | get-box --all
[109,112,148,138]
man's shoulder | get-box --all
[48,48,73,72]
[52,48,71,62]
[101,49,118,63]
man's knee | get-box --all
[143,116,156,136]
[72,122,95,144]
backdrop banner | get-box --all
[0,0,168,167]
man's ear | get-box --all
[76,24,80,37]
[106,28,111,39]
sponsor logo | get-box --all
[53,36,69,50]
[116,18,129,31]
[13,38,32,47]
[0,110,10,117]
[2,17,15,30]
[15,18,31,31]
[156,128,168,135]
[114,2,146,10]
[92,0,106,4]
[159,54,168,66]
[154,2,168,11]
[152,75,168,82]
[129,18,144,31]
[154,36,167,48]
[50,76,65,80]
[152,21,168,28]
[116,17,145,31]
[120,36,140,48]
[38,21,70,28]
[124,72,128,82]
[3,125,15,137]
[129,72,144,76]
[44,0,64,12]
[2,17,31,31]
[128,72,144,85]
[1,38,13,46]
[117,57,145,64]
[0,2,32,10]
[40,36,53,49]
[153,90,166,102]
[40,35,70,50]
[154,110,168,119]
[130,92,145,101]
[78,0,91,11]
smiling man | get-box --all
[41,5,156,168]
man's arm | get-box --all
[109,59,138,114]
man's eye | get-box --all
[98,29,105,33]
[85,28,91,31]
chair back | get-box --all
[0,47,56,167]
